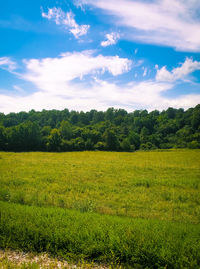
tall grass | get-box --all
[0,201,200,268]
[0,150,200,267]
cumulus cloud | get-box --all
[79,0,200,51]
[1,78,200,114]
[101,32,120,47]
[0,57,16,71]
[41,7,90,38]
[0,52,200,114]
[156,57,200,82]
[22,50,132,94]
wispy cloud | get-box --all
[142,67,147,77]
[73,0,86,11]
[101,32,120,47]
[156,57,200,82]
[41,7,90,38]
[0,57,16,72]
[13,85,25,94]
[1,77,200,114]
[80,0,200,51]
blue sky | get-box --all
[0,0,200,113]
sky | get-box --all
[0,0,200,114]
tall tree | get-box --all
[47,128,61,151]
[103,129,119,151]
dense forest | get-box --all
[0,105,200,152]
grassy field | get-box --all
[0,150,200,268]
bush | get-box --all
[120,138,131,151]
[94,141,106,151]
[140,142,157,150]
[188,140,200,149]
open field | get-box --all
[0,150,200,268]
[0,150,200,223]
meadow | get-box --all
[0,150,200,268]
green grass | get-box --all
[0,201,200,268]
[0,150,199,223]
[0,150,200,268]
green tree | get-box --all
[105,108,115,122]
[60,120,73,140]
[140,127,150,144]
[103,129,119,151]
[0,126,7,150]
[128,131,140,149]
[85,139,94,150]
[47,128,61,151]
[191,105,200,130]
[94,141,106,151]
[120,138,132,151]
[7,121,41,151]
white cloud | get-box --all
[22,50,131,94]
[1,78,200,114]
[142,67,147,77]
[42,7,90,38]
[0,57,16,71]
[73,0,86,11]
[0,52,200,114]
[156,57,200,82]
[13,85,25,94]
[101,32,120,47]
[80,0,200,51]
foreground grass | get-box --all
[0,201,200,268]
[0,150,200,268]
[0,150,200,223]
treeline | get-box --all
[0,105,200,152]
